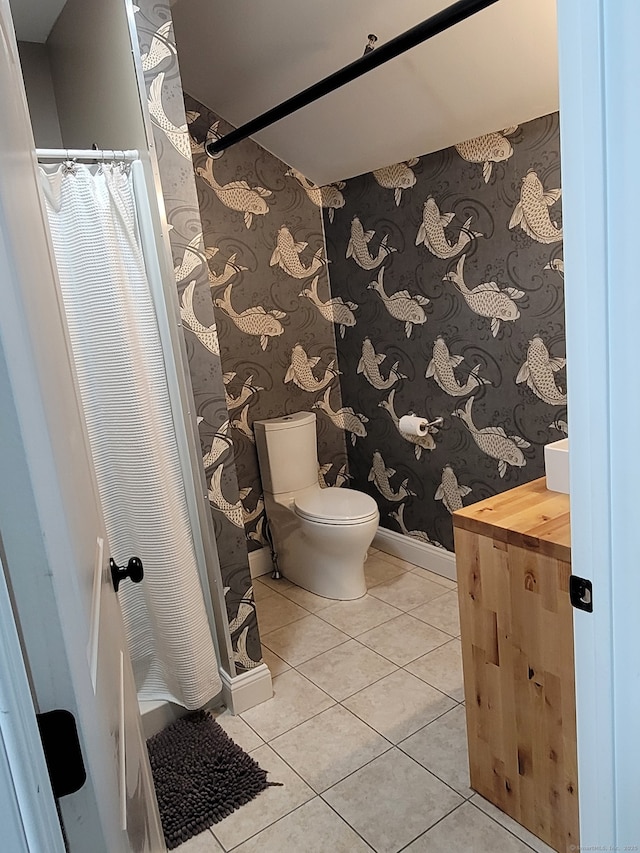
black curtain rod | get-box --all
[206,0,500,157]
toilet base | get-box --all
[279,550,368,601]
[264,496,379,600]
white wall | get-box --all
[16,42,62,148]
[47,0,147,149]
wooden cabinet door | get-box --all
[455,526,579,853]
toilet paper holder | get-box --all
[398,414,444,437]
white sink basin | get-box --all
[544,438,569,494]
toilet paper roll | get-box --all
[399,414,429,436]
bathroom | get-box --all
[0,0,636,851]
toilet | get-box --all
[254,412,379,600]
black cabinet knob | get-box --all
[110,557,144,592]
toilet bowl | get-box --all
[254,412,379,600]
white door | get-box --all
[558,0,640,845]
[0,3,165,851]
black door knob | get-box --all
[110,557,144,593]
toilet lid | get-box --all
[294,488,379,525]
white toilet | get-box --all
[254,412,379,600]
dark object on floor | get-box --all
[147,710,278,849]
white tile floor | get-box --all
[176,549,554,853]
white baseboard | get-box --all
[220,663,273,715]
[139,699,185,739]
[248,546,274,579]
[373,526,457,583]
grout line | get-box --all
[467,798,550,853]
[394,700,466,750]
[267,708,397,781]
[279,737,396,798]
[374,550,457,587]
[242,692,338,744]
[394,800,466,852]
[277,598,458,671]
[234,575,484,851]
[299,654,401,703]
[315,609,403,639]
[348,630,457,672]
[315,740,394,790]
[222,797,314,852]
[395,739,474,802]
[261,634,352,669]
[319,795,378,851]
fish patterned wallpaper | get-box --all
[323,113,566,552]
[183,93,349,550]
[133,3,261,671]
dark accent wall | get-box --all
[134,4,261,671]
[184,94,349,552]
[323,113,565,552]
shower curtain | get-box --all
[39,160,221,709]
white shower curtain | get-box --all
[39,161,221,709]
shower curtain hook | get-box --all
[62,149,76,175]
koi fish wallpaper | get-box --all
[184,93,350,554]
[323,113,565,551]
[184,94,352,551]
[140,1,564,589]
[134,2,262,671]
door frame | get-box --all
[0,0,164,848]
[0,548,65,853]
[558,0,640,845]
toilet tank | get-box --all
[254,412,319,495]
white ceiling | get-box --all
[172,0,559,185]
[9,0,66,42]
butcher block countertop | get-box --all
[453,477,571,562]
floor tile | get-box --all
[211,709,264,753]
[271,704,390,792]
[233,796,372,852]
[343,669,455,743]
[399,705,471,797]
[323,748,462,853]
[368,572,449,611]
[240,669,334,741]
[410,590,460,636]
[175,830,222,852]
[357,613,451,665]
[405,638,464,701]
[371,551,416,571]
[211,745,314,850]
[404,801,533,852]
[298,639,397,701]
[318,594,402,636]
[470,795,556,853]
[254,574,292,592]
[273,581,335,612]
[410,566,457,590]
[251,579,276,603]
[364,554,407,587]
[262,614,349,666]
[255,594,307,635]
[260,646,290,677]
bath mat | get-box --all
[147,710,278,849]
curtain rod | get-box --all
[36,148,140,162]
[206,0,500,156]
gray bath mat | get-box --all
[147,710,278,849]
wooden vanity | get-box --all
[453,478,578,853]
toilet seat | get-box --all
[294,487,379,526]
